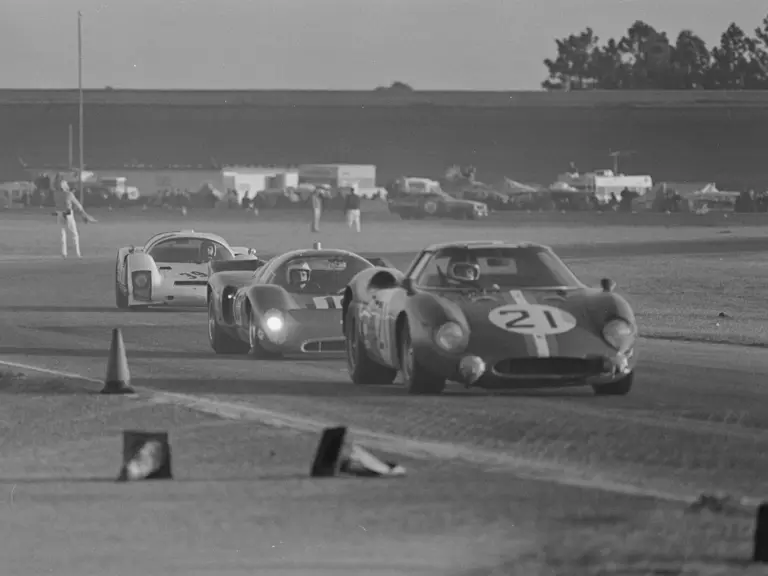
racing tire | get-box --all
[592,372,634,396]
[115,280,129,309]
[208,299,249,354]
[248,309,283,360]
[345,313,397,385]
[399,319,446,395]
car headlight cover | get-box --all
[435,321,465,352]
[602,319,635,351]
[264,309,284,332]
[133,272,150,289]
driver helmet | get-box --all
[200,240,217,261]
[286,260,311,285]
[447,253,480,282]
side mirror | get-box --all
[402,277,415,294]
[600,278,616,293]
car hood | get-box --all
[156,262,210,281]
[433,287,617,359]
[287,292,345,310]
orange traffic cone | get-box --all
[101,328,135,394]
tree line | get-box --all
[542,15,768,90]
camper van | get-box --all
[556,169,653,202]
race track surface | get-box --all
[2,239,768,574]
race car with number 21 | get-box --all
[341,241,637,395]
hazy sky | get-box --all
[1,0,766,90]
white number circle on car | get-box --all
[488,304,577,335]
[424,201,438,214]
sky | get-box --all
[1,0,766,91]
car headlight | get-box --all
[132,272,150,289]
[263,309,284,332]
[602,319,635,352]
[435,321,465,352]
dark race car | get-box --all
[341,241,638,395]
[208,243,380,358]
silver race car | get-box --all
[115,229,259,310]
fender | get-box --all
[246,285,296,315]
[115,246,132,288]
[404,292,470,346]
[208,271,256,301]
[342,268,404,333]
[582,290,636,331]
[125,252,161,287]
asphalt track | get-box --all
[3,237,768,505]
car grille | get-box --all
[301,339,346,353]
[493,357,605,377]
[174,281,207,286]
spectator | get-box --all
[344,184,362,232]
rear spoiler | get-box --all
[210,259,267,273]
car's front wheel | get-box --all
[399,319,446,395]
[592,372,634,396]
[346,312,397,385]
[208,299,249,354]
[248,309,283,359]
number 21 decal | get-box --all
[488,305,577,336]
[179,271,208,279]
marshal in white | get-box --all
[488,304,577,336]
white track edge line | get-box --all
[0,358,759,510]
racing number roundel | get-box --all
[423,201,438,214]
[488,304,577,336]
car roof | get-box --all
[423,241,551,252]
[145,230,229,248]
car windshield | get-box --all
[413,246,583,290]
[148,238,234,264]
[275,254,371,295]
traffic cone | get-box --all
[101,328,135,394]
[754,503,768,562]
[309,426,406,478]
[117,430,173,482]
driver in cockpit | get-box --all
[286,260,312,291]
[446,253,481,284]
[199,240,217,262]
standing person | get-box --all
[310,185,325,233]
[344,184,362,233]
[52,173,97,259]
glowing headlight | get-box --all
[435,321,465,352]
[602,319,635,352]
[264,309,284,332]
[133,273,149,289]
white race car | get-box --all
[115,230,261,310]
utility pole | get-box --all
[78,11,84,205]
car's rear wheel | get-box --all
[248,309,283,359]
[592,372,634,396]
[346,312,397,385]
[208,299,249,354]
[399,319,446,395]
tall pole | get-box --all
[78,11,84,205]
